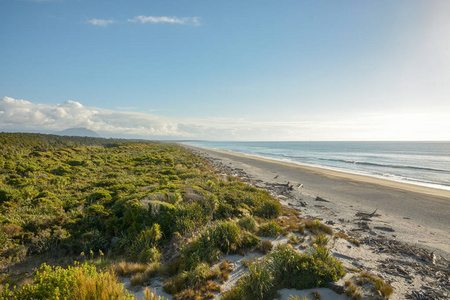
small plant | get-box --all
[344,280,363,299]
[219,259,234,283]
[111,261,148,276]
[258,221,283,237]
[256,240,273,254]
[223,259,277,300]
[288,233,303,245]
[130,262,160,286]
[345,271,394,299]
[304,219,333,236]
[238,215,258,232]
[143,287,170,300]
[334,232,360,247]
[288,296,309,300]
[310,290,321,300]
[312,234,329,246]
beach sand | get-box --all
[182,144,449,300]
[186,145,450,257]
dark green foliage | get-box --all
[222,260,277,300]
[269,245,345,290]
[255,199,281,219]
[258,220,283,237]
[0,132,286,297]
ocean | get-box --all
[185,141,450,191]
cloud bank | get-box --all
[1,97,449,141]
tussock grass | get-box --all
[238,215,258,232]
[258,220,283,237]
[111,261,148,276]
[334,232,360,247]
[130,262,160,286]
[345,270,394,299]
[256,240,273,254]
[304,219,333,236]
[1,262,133,299]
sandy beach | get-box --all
[180,144,450,299]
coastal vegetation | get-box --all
[0,132,346,299]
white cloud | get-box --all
[127,16,200,26]
[1,97,449,141]
[0,97,188,138]
[88,19,115,27]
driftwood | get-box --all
[355,208,379,218]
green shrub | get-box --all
[269,245,345,290]
[255,199,281,219]
[240,231,261,248]
[223,260,277,300]
[129,223,162,263]
[238,215,258,232]
[1,262,133,300]
[258,220,283,237]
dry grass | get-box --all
[256,240,273,254]
[111,261,148,276]
[334,232,360,247]
[345,271,394,299]
[219,259,234,283]
[304,219,333,236]
[130,262,160,286]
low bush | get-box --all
[304,219,333,236]
[255,199,281,219]
[269,245,345,290]
[256,240,273,254]
[258,221,283,237]
[1,262,133,300]
[237,215,258,232]
[222,260,277,300]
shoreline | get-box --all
[187,144,450,199]
[184,144,450,258]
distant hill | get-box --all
[56,127,101,138]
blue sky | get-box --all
[1,0,449,140]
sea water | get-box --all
[185,141,450,191]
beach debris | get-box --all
[315,196,330,202]
[274,175,279,179]
[374,226,395,232]
[355,208,380,218]
[409,290,445,300]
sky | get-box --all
[1,0,449,141]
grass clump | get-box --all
[238,215,258,232]
[224,244,345,300]
[130,262,160,286]
[222,260,277,300]
[335,232,360,247]
[304,219,333,236]
[111,261,148,276]
[269,245,345,290]
[345,271,394,299]
[218,259,234,283]
[258,220,283,237]
[0,262,133,299]
[256,240,273,254]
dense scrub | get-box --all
[0,133,347,299]
[0,133,282,298]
